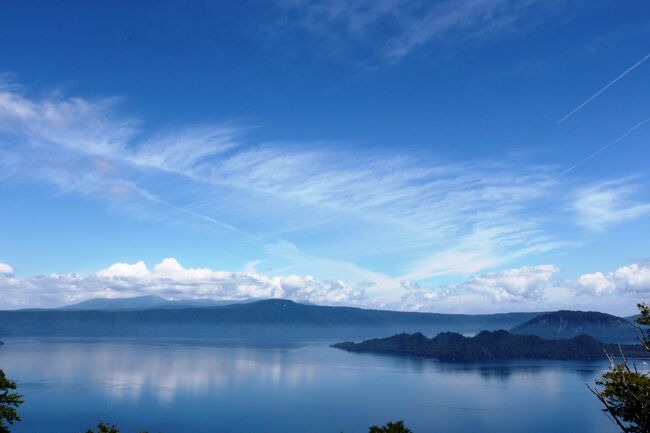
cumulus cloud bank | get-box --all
[574,263,650,296]
[400,262,650,313]
[401,264,559,311]
[0,258,366,309]
[2,259,648,314]
[448,264,560,302]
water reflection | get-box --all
[2,338,327,403]
[0,337,619,433]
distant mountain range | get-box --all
[59,295,247,311]
[332,330,646,362]
[0,298,541,338]
[0,297,641,343]
[510,310,640,343]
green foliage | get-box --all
[0,370,23,433]
[85,424,121,433]
[368,421,412,433]
[591,303,650,433]
[81,419,415,433]
[638,303,650,326]
[84,423,148,433]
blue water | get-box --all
[0,337,621,433]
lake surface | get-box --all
[0,337,624,433]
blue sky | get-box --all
[0,0,649,313]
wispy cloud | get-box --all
[0,83,244,235]
[573,178,650,231]
[275,0,569,62]
[1,81,648,306]
[0,83,569,274]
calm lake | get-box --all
[0,337,621,433]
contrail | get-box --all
[138,187,256,239]
[555,116,650,179]
[558,53,650,124]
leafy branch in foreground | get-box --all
[85,424,121,433]
[84,423,149,433]
[368,420,412,433]
[590,303,650,433]
[0,370,23,433]
[82,420,414,433]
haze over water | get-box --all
[1,338,617,433]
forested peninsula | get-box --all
[332,330,646,362]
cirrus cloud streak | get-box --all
[1,81,649,300]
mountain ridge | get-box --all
[59,295,248,311]
[511,310,639,343]
[0,298,542,337]
[0,299,639,342]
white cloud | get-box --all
[96,261,150,279]
[0,258,368,309]
[1,258,648,315]
[398,264,561,313]
[0,262,13,275]
[576,263,650,296]
[399,280,451,311]
[450,264,560,302]
[573,179,650,231]
[612,263,650,293]
[574,272,616,296]
[398,263,650,314]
